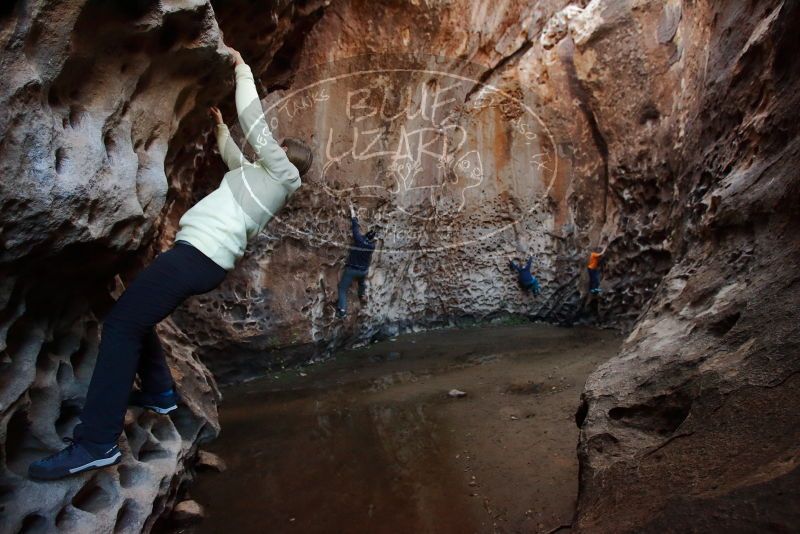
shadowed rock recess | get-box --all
[0,0,797,532]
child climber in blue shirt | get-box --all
[509,256,541,295]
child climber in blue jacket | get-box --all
[336,206,377,317]
[509,256,541,295]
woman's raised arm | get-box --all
[229,47,299,184]
[210,106,249,171]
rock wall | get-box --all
[160,0,630,383]
[1,0,798,532]
[0,1,231,532]
[564,0,800,531]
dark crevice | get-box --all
[608,391,692,436]
[71,478,112,514]
[4,406,45,475]
[54,147,67,174]
[708,311,741,336]
[639,102,661,124]
[575,396,589,428]
[18,513,47,534]
[114,500,137,533]
[560,38,611,223]
[0,0,20,20]
[262,6,327,91]
[464,40,534,103]
[54,507,74,530]
[54,399,82,437]
[118,464,139,489]
[136,440,170,463]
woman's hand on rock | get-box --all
[227,46,245,67]
[209,106,223,125]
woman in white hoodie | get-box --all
[29,48,312,480]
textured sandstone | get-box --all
[1,0,333,529]
[160,0,619,383]
[170,499,205,525]
[194,450,225,472]
[567,1,800,531]
[0,0,798,532]
[0,1,229,532]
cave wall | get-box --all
[561,0,800,531]
[1,1,238,532]
[162,0,799,529]
[159,0,636,383]
[1,0,798,532]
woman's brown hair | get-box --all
[282,137,313,176]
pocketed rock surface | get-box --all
[0,0,798,532]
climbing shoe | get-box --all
[29,438,121,480]
[336,307,347,318]
[130,388,180,414]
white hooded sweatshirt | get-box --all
[174,63,301,270]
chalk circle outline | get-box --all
[230,55,559,255]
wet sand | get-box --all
[178,324,621,534]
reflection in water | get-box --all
[177,324,621,534]
[189,390,476,534]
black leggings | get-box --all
[74,242,226,444]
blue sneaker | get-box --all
[29,438,120,480]
[130,388,179,414]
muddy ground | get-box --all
[172,323,621,534]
